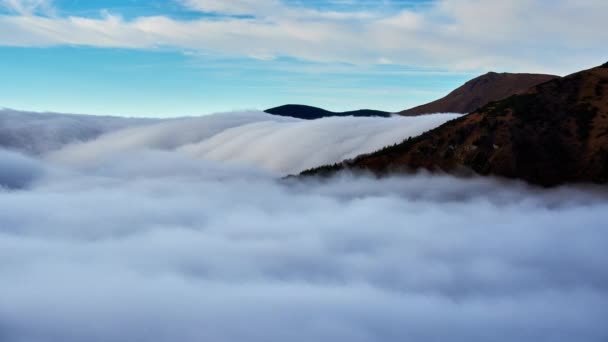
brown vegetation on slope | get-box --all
[303,63,608,186]
[400,72,558,116]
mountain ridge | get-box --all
[301,63,608,187]
[265,104,391,120]
[399,72,559,116]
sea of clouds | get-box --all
[0,108,155,155]
[1,109,607,342]
[1,108,458,174]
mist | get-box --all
[0,108,154,154]
[0,110,607,342]
[47,111,459,174]
[0,109,459,174]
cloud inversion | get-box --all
[0,108,154,154]
[47,111,459,174]
[0,109,607,341]
[1,149,608,341]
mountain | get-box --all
[266,72,557,119]
[400,72,559,116]
[302,63,608,187]
[265,104,391,120]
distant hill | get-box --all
[302,63,608,187]
[400,72,559,116]
[265,104,391,120]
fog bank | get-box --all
[48,111,459,174]
[0,148,607,342]
[0,108,154,154]
[0,110,606,342]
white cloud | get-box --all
[0,148,45,189]
[0,0,606,73]
[0,109,607,341]
[46,111,459,175]
[0,145,607,341]
[2,109,458,175]
[0,108,155,154]
[179,0,282,16]
[0,0,52,15]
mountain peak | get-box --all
[400,72,558,116]
[302,63,608,186]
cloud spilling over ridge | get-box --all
[0,108,155,155]
[1,109,458,174]
[0,147,607,341]
[48,111,459,174]
[1,108,607,341]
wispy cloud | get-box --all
[178,0,282,16]
[0,0,606,73]
[0,0,52,15]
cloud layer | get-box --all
[0,148,45,189]
[0,108,154,154]
[1,147,607,341]
[0,0,607,73]
[47,111,459,174]
[1,109,607,341]
[2,108,458,174]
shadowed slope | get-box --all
[265,104,391,120]
[303,63,608,187]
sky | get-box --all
[0,0,607,117]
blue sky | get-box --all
[42,0,433,19]
[0,46,472,116]
[0,0,606,117]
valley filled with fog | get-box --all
[1,109,458,174]
[1,109,607,342]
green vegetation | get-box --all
[300,162,343,176]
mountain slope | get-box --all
[265,104,391,120]
[400,72,559,116]
[302,63,608,186]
